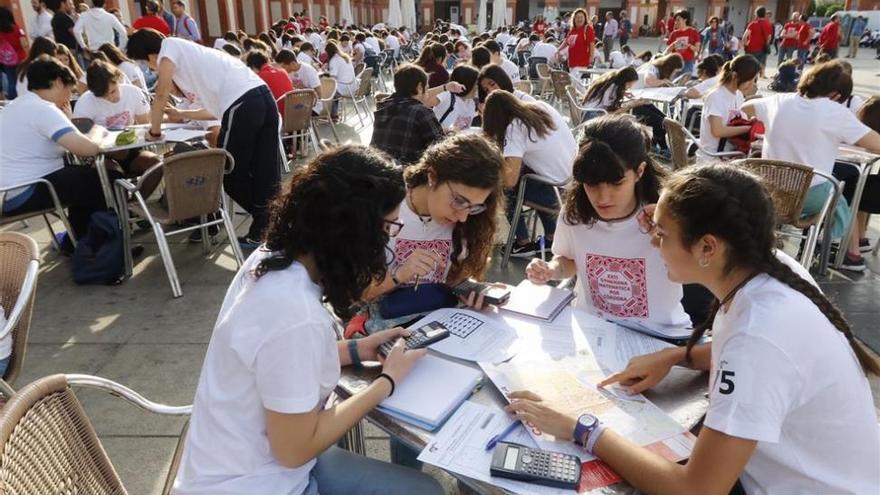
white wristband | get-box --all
[585,423,607,455]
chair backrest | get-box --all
[732,159,815,226]
[318,77,337,101]
[663,118,691,170]
[0,232,38,387]
[550,70,570,99]
[565,86,583,125]
[513,80,531,95]
[528,57,548,80]
[535,62,551,80]
[162,149,232,223]
[353,62,365,76]
[355,67,373,97]
[0,374,126,493]
[280,89,317,133]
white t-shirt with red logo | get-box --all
[389,197,456,285]
[705,251,880,494]
[699,85,744,154]
[552,208,691,337]
[433,92,476,131]
[73,83,150,129]
[288,62,323,114]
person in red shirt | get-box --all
[665,14,674,36]
[0,7,27,99]
[665,10,700,77]
[778,11,800,65]
[556,8,594,70]
[533,15,547,36]
[318,16,329,31]
[797,13,813,65]
[132,0,172,36]
[819,13,841,59]
[245,50,293,115]
[743,6,772,76]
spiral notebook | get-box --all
[377,355,482,431]
[500,280,574,321]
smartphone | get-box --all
[452,280,511,306]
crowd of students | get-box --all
[1,6,879,495]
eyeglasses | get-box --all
[447,182,487,215]
[384,219,404,237]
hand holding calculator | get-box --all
[378,321,451,357]
[490,442,582,490]
[452,280,511,306]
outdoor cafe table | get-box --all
[627,87,686,117]
[336,308,709,495]
[831,145,880,271]
[89,126,168,213]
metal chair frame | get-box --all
[501,174,568,268]
[662,118,745,170]
[0,179,78,250]
[277,88,321,165]
[565,85,607,127]
[0,233,39,398]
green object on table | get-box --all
[115,128,137,146]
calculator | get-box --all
[451,280,511,306]
[378,321,450,356]
[490,442,582,490]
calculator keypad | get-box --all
[520,448,580,482]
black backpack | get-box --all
[72,211,125,285]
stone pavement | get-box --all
[4,38,879,494]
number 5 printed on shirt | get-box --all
[713,369,736,395]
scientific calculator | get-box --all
[378,321,450,356]
[451,280,511,306]
[490,442,582,490]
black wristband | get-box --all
[347,339,363,369]
[377,373,396,397]
[148,129,162,137]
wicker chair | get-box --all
[513,80,532,95]
[535,62,552,98]
[338,68,374,127]
[278,89,320,162]
[565,85,607,128]
[733,159,840,268]
[313,77,341,143]
[115,149,244,298]
[0,233,39,398]
[0,374,191,495]
[663,118,745,170]
[549,69,571,107]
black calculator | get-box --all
[451,280,511,306]
[490,442,582,490]
[378,321,450,357]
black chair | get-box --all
[528,56,548,80]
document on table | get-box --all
[163,128,209,142]
[571,310,676,372]
[407,308,517,364]
[628,86,685,103]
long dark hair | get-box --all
[17,37,57,80]
[97,43,132,66]
[652,53,684,80]
[477,64,514,102]
[662,165,880,375]
[0,6,15,32]
[415,42,444,67]
[449,64,479,97]
[256,146,405,318]
[403,133,505,283]
[583,66,638,111]
[719,54,761,87]
[482,90,556,150]
[324,40,350,63]
[564,115,665,226]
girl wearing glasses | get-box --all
[526,115,693,341]
[174,145,443,495]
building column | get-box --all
[586,0,600,17]
[421,0,434,29]
[623,0,639,38]
[461,0,475,26]
[791,0,810,16]
[707,0,725,23]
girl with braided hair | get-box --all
[506,164,880,495]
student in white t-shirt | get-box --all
[275,48,323,114]
[581,66,642,113]
[0,58,115,252]
[426,64,479,131]
[97,42,148,92]
[127,30,279,249]
[530,37,558,61]
[508,164,880,495]
[526,116,692,339]
[322,41,357,117]
[74,60,162,196]
[477,64,535,104]
[741,61,880,272]
[385,31,401,58]
[173,146,443,495]
[483,39,521,82]
[631,52,683,89]
[683,54,723,99]
[296,41,317,66]
[699,54,760,154]
[482,90,577,257]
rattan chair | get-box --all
[565,85,607,127]
[0,233,39,398]
[663,118,745,170]
[0,374,191,495]
[535,62,552,98]
[513,80,532,95]
[501,174,568,268]
[277,89,320,163]
[549,69,571,107]
[339,67,374,127]
[115,149,244,298]
[0,179,78,250]
[313,77,341,143]
[733,159,840,268]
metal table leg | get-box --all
[832,161,870,269]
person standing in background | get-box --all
[29,0,54,41]
[778,11,800,65]
[557,8,594,72]
[703,16,727,56]
[742,6,771,78]
[818,13,841,59]
[665,10,700,76]
[73,0,127,55]
[0,6,27,99]
[156,0,174,33]
[618,11,631,49]
[847,15,867,59]
[47,0,76,54]
[797,13,812,65]
[170,0,200,43]
[133,1,171,37]
[602,12,618,60]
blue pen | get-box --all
[539,235,546,262]
[485,420,521,451]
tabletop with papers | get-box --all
[336,306,709,494]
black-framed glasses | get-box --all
[384,219,404,237]
[447,182,487,215]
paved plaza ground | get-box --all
[5,37,879,494]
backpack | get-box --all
[72,211,125,285]
[0,39,18,67]
[438,94,456,126]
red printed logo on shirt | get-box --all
[585,255,649,318]
[393,239,452,283]
[104,111,132,129]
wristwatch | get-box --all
[573,413,599,446]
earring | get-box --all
[698,258,710,268]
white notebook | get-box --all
[500,280,574,321]
[377,354,482,431]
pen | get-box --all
[413,274,421,292]
[485,420,521,451]
[539,235,546,263]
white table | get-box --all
[627,87,686,116]
[831,145,880,270]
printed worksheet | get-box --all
[408,308,518,364]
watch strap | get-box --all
[347,339,363,368]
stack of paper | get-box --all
[501,280,574,321]
[377,355,482,431]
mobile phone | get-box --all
[452,280,511,306]
[490,442,581,489]
[378,321,450,357]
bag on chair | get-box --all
[72,211,125,285]
[721,116,765,154]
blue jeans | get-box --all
[680,60,695,77]
[802,181,850,240]
[797,48,810,64]
[304,445,442,495]
[778,45,796,65]
[505,173,559,243]
[1,65,17,99]
[0,355,9,377]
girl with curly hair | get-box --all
[174,146,443,495]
